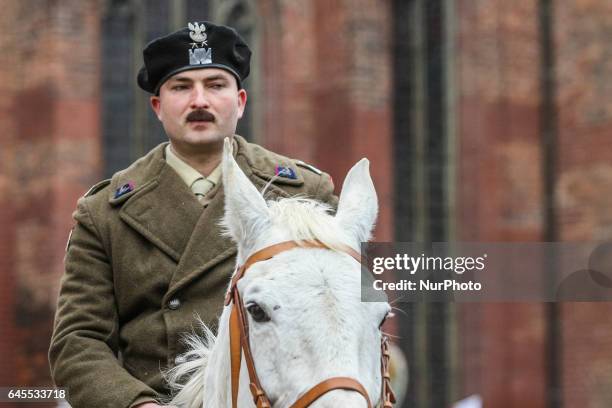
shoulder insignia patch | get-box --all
[84,179,111,197]
[295,160,322,175]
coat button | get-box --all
[175,355,186,365]
[168,298,181,310]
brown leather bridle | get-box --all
[224,240,396,408]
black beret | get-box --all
[137,21,251,94]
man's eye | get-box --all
[172,85,188,91]
[209,83,225,89]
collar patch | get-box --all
[114,181,135,199]
[274,166,297,180]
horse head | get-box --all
[221,139,391,407]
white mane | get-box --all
[247,195,359,252]
[164,322,217,408]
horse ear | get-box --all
[222,138,269,247]
[335,158,378,243]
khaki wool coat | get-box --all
[49,135,337,408]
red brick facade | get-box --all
[258,0,393,241]
[1,0,611,407]
[457,0,612,407]
[457,1,547,406]
[556,1,612,406]
[0,2,102,406]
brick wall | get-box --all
[0,0,19,395]
[2,1,611,407]
[0,1,103,403]
[257,0,394,241]
[456,2,547,405]
[556,1,612,407]
[457,0,612,406]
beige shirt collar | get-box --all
[165,144,222,187]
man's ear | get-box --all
[237,89,247,119]
[150,96,162,121]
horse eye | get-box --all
[247,303,270,323]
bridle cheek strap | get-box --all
[227,240,394,408]
[381,336,397,407]
[230,288,272,408]
[229,305,243,408]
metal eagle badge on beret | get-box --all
[188,22,212,65]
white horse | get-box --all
[166,139,392,408]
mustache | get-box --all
[186,110,215,122]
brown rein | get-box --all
[224,240,396,408]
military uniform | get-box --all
[49,19,325,408]
[49,135,336,407]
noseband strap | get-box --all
[226,240,394,408]
[289,377,371,408]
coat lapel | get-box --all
[116,151,203,263]
[164,186,234,300]
[113,137,302,300]
[164,150,292,299]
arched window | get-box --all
[101,0,259,176]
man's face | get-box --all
[150,68,247,151]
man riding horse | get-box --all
[49,21,336,408]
